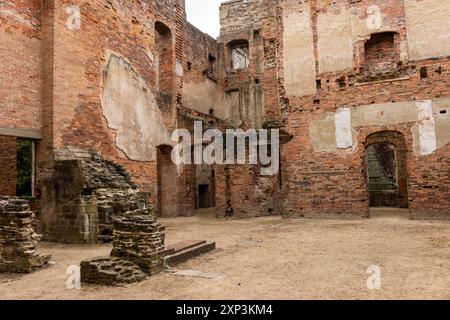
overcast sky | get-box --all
[185,0,227,39]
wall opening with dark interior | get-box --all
[155,21,173,94]
[363,32,400,73]
[0,135,17,196]
[157,145,177,217]
[195,164,215,209]
[0,136,34,197]
[365,131,409,209]
[198,184,211,208]
[16,139,34,197]
[229,40,249,70]
[207,54,216,78]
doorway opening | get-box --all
[365,131,409,208]
[157,145,177,217]
[195,165,215,211]
[198,184,211,209]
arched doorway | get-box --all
[365,131,409,208]
[157,145,177,217]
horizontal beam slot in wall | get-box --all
[0,127,42,140]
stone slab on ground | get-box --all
[164,241,216,267]
[171,269,226,280]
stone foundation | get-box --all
[0,197,51,273]
[81,208,166,286]
[80,257,147,286]
[110,211,166,275]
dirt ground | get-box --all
[1,208,450,300]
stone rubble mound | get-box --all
[0,196,51,273]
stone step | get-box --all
[164,241,216,267]
[163,240,207,256]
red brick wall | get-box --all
[0,0,42,130]
[157,146,178,217]
[215,163,282,218]
[40,0,185,191]
[273,0,450,218]
[0,136,17,196]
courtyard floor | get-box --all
[1,208,450,300]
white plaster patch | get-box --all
[417,100,437,155]
[366,5,383,30]
[283,5,317,97]
[175,59,184,77]
[335,108,353,149]
[101,52,171,161]
[147,50,154,66]
[404,0,450,60]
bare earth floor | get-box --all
[1,208,450,300]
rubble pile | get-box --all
[0,196,51,273]
[83,189,149,242]
[80,155,136,191]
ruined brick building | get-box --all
[0,0,449,243]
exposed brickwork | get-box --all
[0,0,42,130]
[365,131,409,208]
[276,1,449,219]
[1,0,449,233]
[0,136,17,196]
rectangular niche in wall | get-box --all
[155,21,174,95]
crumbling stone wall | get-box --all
[41,153,151,243]
[0,196,51,273]
[215,164,282,218]
[219,0,267,129]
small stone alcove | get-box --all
[357,32,402,81]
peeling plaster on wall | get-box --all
[417,100,437,155]
[283,3,316,97]
[335,108,353,149]
[352,101,419,127]
[433,98,450,150]
[317,8,353,73]
[404,0,450,60]
[182,79,227,120]
[101,52,171,161]
[310,100,450,155]
[315,5,408,74]
[309,112,336,152]
[175,60,183,77]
